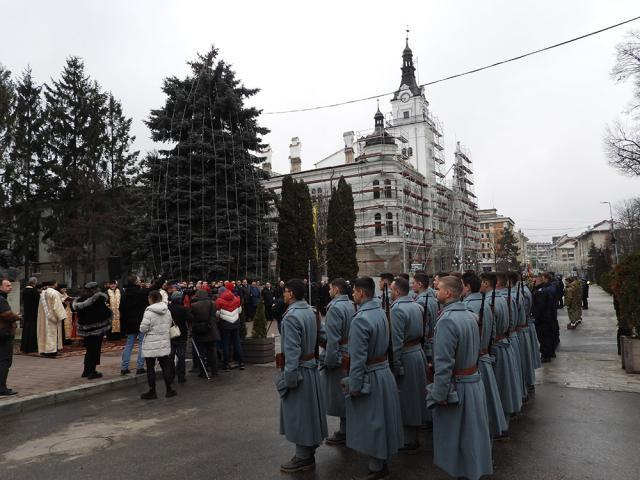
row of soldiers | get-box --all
[275,270,541,480]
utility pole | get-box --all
[600,201,619,265]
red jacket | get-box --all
[215,289,241,312]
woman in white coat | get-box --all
[139,290,176,400]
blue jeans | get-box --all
[121,332,145,370]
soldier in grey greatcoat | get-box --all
[462,272,508,439]
[497,272,527,401]
[522,279,542,371]
[346,277,403,480]
[276,279,328,473]
[320,278,355,446]
[427,276,493,480]
[510,272,536,393]
[412,272,438,361]
[481,273,522,432]
[390,277,428,453]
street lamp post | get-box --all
[600,201,619,265]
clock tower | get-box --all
[388,37,438,183]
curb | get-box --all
[0,373,153,418]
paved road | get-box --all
[2,286,639,480]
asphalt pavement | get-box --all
[1,285,639,480]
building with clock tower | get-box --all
[262,38,479,280]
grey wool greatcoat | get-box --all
[345,299,403,460]
[490,293,523,415]
[514,284,536,387]
[320,294,355,417]
[277,300,328,447]
[415,290,438,359]
[502,288,527,398]
[426,301,493,480]
[463,293,508,437]
[391,296,428,427]
[522,284,542,369]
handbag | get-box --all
[169,319,181,339]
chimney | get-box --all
[261,145,272,174]
[343,131,354,164]
[289,137,301,173]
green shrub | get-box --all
[611,252,640,337]
[251,298,267,339]
[599,271,614,294]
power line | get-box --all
[264,14,640,115]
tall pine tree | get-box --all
[327,176,358,281]
[277,176,316,281]
[145,48,271,280]
[0,64,15,250]
[9,67,45,276]
[496,226,521,272]
[42,57,136,283]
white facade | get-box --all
[262,40,479,278]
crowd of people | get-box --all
[276,269,588,480]
[1,274,287,398]
[0,267,589,479]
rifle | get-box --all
[384,283,394,365]
[477,292,487,364]
[506,277,512,336]
[421,291,429,350]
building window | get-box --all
[384,179,392,199]
[373,180,380,199]
[374,214,382,236]
[408,147,413,156]
[403,111,410,119]
[386,212,394,235]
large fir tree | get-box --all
[327,176,358,280]
[277,176,316,281]
[496,226,520,272]
[8,67,45,276]
[145,48,271,280]
[41,57,136,283]
[0,64,15,249]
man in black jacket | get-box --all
[168,291,193,383]
[0,279,19,396]
[20,277,40,353]
[119,275,150,375]
[532,273,556,363]
[191,289,220,377]
[262,283,275,322]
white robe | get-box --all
[37,288,66,354]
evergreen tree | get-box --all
[496,226,520,272]
[42,57,136,283]
[0,65,15,250]
[145,48,271,280]
[8,67,45,276]
[327,176,358,280]
[277,176,316,281]
[251,298,267,338]
[587,243,611,283]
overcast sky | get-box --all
[2,0,640,242]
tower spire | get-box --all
[393,30,421,100]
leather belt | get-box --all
[453,365,478,376]
[366,354,388,366]
[508,328,516,334]
[516,325,528,331]
[299,352,315,362]
[479,348,489,355]
[340,339,349,345]
[403,338,421,348]
[495,334,506,341]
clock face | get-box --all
[401,93,410,103]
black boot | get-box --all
[140,390,157,400]
[279,456,315,473]
[351,464,389,480]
